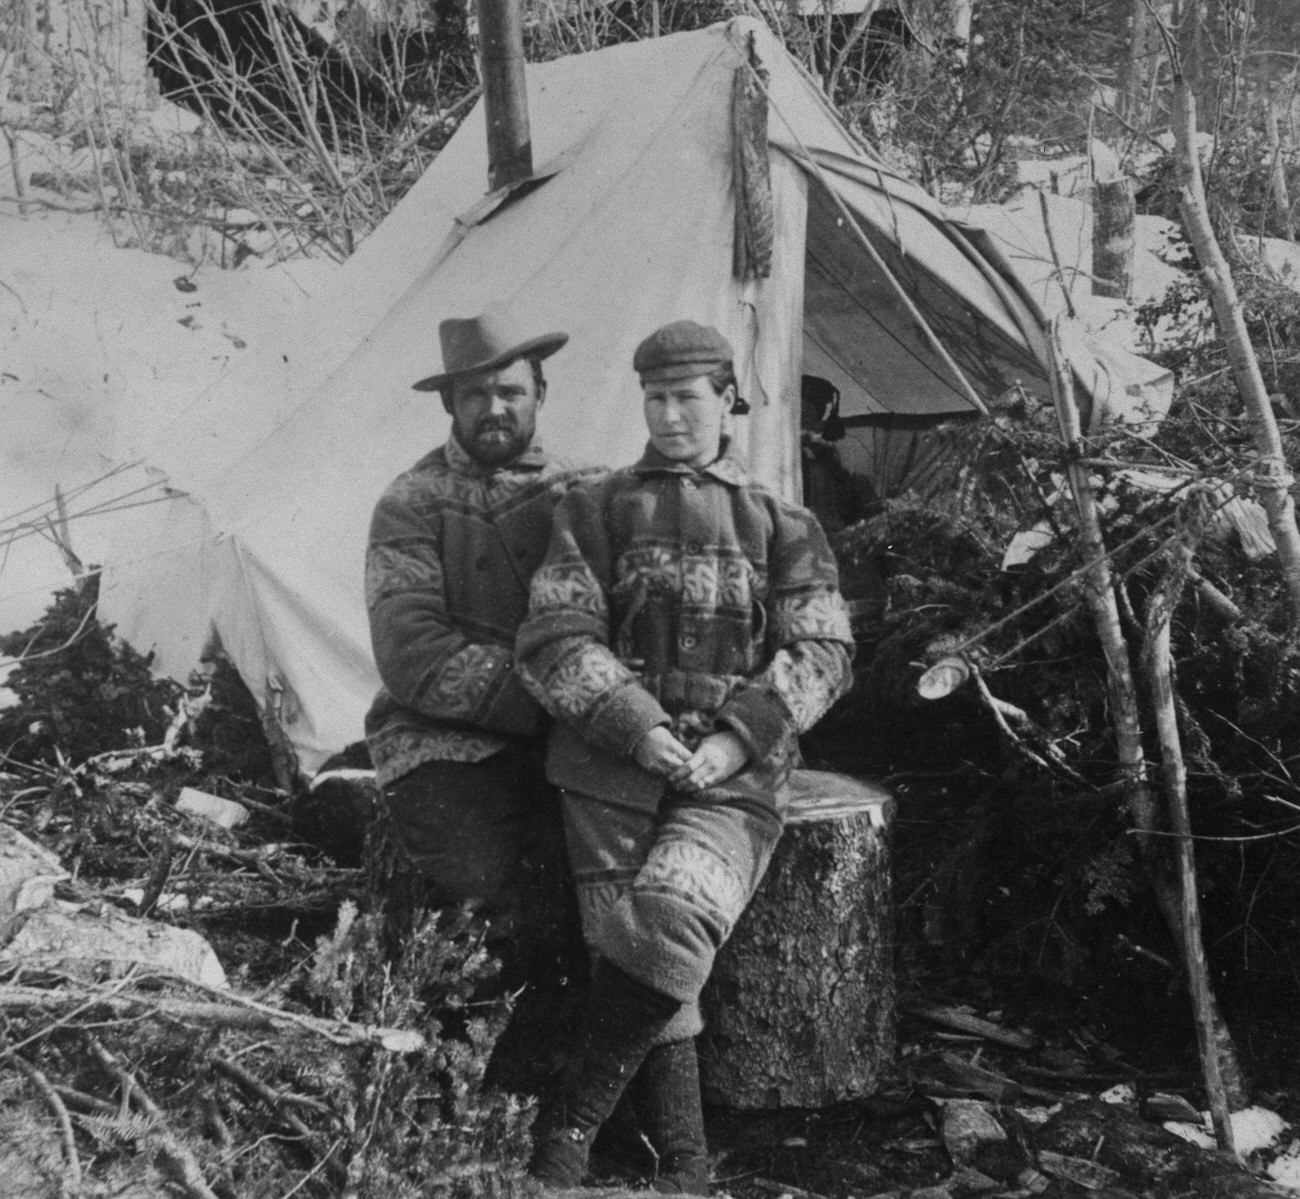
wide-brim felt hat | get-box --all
[412,310,569,391]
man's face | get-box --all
[445,357,543,466]
[642,372,731,468]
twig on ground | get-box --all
[901,1001,1036,1050]
[54,1083,119,1116]
[88,1037,221,1199]
[1,979,425,1052]
[170,833,303,861]
[201,1095,233,1152]
[0,968,143,1057]
[751,1178,833,1199]
[12,1053,82,1193]
[211,1052,328,1141]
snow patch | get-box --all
[1,208,337,635]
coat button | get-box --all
[680,634,697,649]
[686,541,701,554]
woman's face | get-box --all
[642,373,733,468]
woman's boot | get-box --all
[632,1038,710,1194]
[529,960,681,1189]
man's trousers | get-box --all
[380,746,561,926]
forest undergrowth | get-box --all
[806,280,1300,1102]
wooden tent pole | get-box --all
[740,45,989,416]
[476,0,533,190]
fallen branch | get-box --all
[12,1053,82,1193]
[170,833,305,862]
[900,1001,1036,1050]
[751,1178,833,1199]
[971,668,1091,786]
[0,981,425,1053]
[935,1050,1024,1102]
[54,1083,119,1116]
[1037,1150,1121,1191]
[211,1053,329,1141]
[89,1037,221,1199]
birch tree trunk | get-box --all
[1047,327,1156,839]
[1264,88,1296,240]
[1141,546,1242,1152]
[946,0,973,68]
[1120,0,1166,130]
[1049,325,1249,1144]
[1172,72,1300,626]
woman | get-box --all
[517,320,854,1193]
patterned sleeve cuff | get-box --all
[717,685,794,763]
[586,682,672,758]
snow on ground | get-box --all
[0,206,337,638]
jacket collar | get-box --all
[631,442,748,487]
[445,434,550,476]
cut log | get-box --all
[699,770,895,1109]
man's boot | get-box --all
[633,1039,710,1195]
[529,960,681,1189]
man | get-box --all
[364,308,603,930]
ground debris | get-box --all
[701,995,1295,1199]
[3,697,1299,1199]
[901,1002,1036,1051]
[1035,1149,1121,1190]
[0,762,529,1199]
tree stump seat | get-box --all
[698,769,895,1110]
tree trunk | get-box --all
[946,0,973,68]
[1141,546,1242,1151]
[1093,174,1136,299]
[1172,73,1300,627]
[1264,87,1296,240]
[699,772,894,1109]
[1049,324,1248,1147]
[1120,0,1161,129]
[1046,325,1156,841]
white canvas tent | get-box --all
[99,17,1169,775]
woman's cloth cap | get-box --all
[413,310,568,391]
[633,320,734,381]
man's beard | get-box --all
[455,414,532,465]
